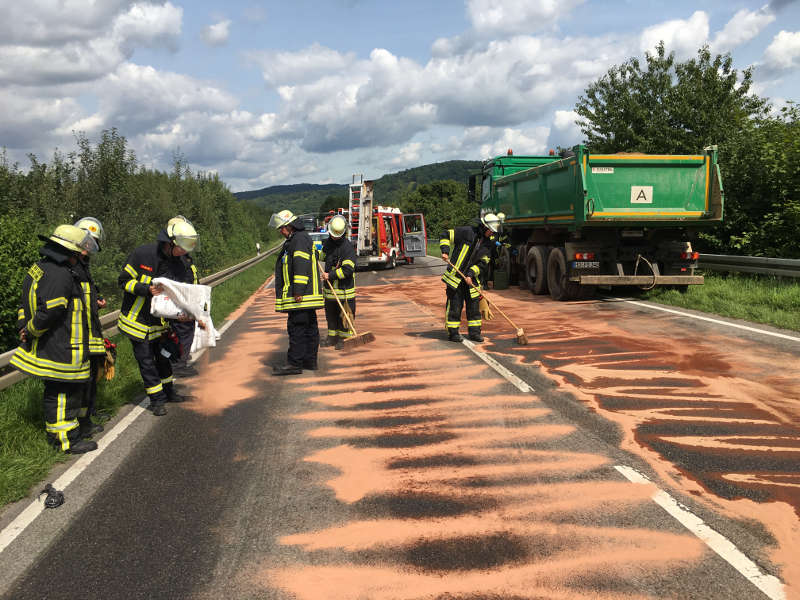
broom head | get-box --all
[515,328,528,345]
[341,331,376,352]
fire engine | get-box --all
[344,175,427,269]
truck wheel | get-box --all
[546,247,582,301]
[525,246,549,295]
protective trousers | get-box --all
[324,298,356,340]
[79,356,103,421]
[287,309,319,368]
[445,282,481,338]
[170,319,195,363]
[44,380,83,451]
[130,337,174,406]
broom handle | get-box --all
[319,262,359,334]
[445,260,523,331]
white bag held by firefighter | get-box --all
[150,293,184,319]
[151,277,220,352]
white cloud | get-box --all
[390,142,423,165]
[467,0,585,36]
[202,19,232,47]
[0,2,182,86]
[711,8,775,54]
[640,11,709,59]
[247,43,356,86]
[762,30,800,70]
[550,109,582,147]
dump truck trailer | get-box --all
[473,145,723,300]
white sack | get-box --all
[150,293,184,319]
[151,277,221,352]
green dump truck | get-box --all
[472,145,723,300]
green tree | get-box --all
[575,42,768,153]
[400,180,478,237]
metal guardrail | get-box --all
[0,246,279,392]
[698,254,800,278]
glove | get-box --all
[101,338,117,381]
[479,297,493,320]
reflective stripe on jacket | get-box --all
[117,242,169,340]
[320,236,356,300]
[274,230,324,311]
[11,256,90,381]
[440,225,479,290]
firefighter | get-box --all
[118,219,198,415]
[270,209,324,375]
[319,214,356,350]
[440,213,500,342]
[73,216,108,438]
[10,224,99,453]
[164,215,199,376]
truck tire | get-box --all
[525,246,549,295]
[546,247,582,301]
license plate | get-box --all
[574,261,600,269]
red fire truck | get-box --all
[346,176,427,269]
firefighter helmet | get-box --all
[167,215,192,230]
[44,224,99,254]
[269,210,295,229]
[481,213,501,233]
[328,215,347,239]
[167,219,198,252]
[74,217,104,242]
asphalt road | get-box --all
[1,255,796,599]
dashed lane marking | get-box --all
[462,338,534,393]
[614,465,786,600]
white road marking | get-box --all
[0,281,263,556]
[611,298,800,343]
[462,339,533,393]
[614,465,786,600]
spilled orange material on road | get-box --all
[182,274,797,597]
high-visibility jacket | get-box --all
[75,258,106,356]
[440,226,478,288]
[11,245,91,381]
[274,225,324,312]
[320,236,356,300]
[117,242,173,340]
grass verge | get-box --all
[0,254,277,508]
[639,271,800,332]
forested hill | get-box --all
[233,159,482,216]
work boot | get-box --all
[150,403,167,416]
[320,336,336,348]
[66,439,98,454]
[166,390,186,403]
[273,364,303,376]
[78,417,104,439]
[468,328,484,342]
[334,338,344,350]
[447,329,463,342]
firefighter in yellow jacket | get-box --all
[320,215,357,350]
[11,224,100,454]
[440,214,500,342]
[270,210,324,375]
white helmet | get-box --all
[481,213,501,233]
[74,217,104,242]
[167,215,192,230]
[167,219,198,252]
[328,215,347,239]
[269,209,295,229]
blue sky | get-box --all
[1,1,798,192]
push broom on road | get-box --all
[446,259,529,345]
[319,263,375,350]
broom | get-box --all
[445,260,528,345]
[319,264,375,350]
